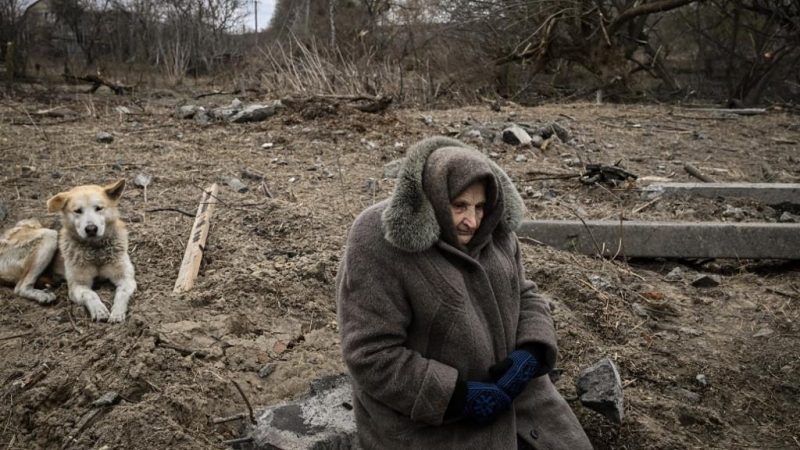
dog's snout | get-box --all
[85,224,98,236]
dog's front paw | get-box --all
[108,308,126,323]
[36,291,57,304]
[86,301,110,321]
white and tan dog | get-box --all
[0,180,136,323]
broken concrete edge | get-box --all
[248,374,359,450]
[517,220,800,260]
[644,183,800,208]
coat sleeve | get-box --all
[513,235,558,375]
[336,212,459,426]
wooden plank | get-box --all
[173,184,219,293]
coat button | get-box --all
[530,429,539,440]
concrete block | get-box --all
[252,374,359,450]
[517,220,800,259]
[576,358,624,423]
[644,183,800,208]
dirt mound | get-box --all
[0,92,798,449]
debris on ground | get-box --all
[576,358,624,423]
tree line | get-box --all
[2,0,798,105]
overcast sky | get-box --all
[242,0,277,32]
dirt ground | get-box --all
[1,87,798,450]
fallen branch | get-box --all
[231,380,256,425]
[63,73,134,95]
[195,90,235,100]
[632,195,662,213]
[212,413,249,424]
[0,331,33,342]
[145,207,195,218]
[684,163,715,182]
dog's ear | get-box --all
[104,179,126,202]
[47,193,68,213]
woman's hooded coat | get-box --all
[336,136,593,450]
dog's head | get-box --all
[47,180,125,240]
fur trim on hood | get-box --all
[381,136,526,253]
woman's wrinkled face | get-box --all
[450,182,486,246]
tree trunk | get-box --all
[329,0,336,49]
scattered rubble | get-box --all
[0,202,7,221]
[231,104,277,123]
[692,274,721,288]
[95,132,114,143]
[502,125,532,146]
[223,176,249,193]
[576,358,624,423]
[250,374,357,450]
[665,267,684,281]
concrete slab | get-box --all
[517,220,800,259]
[251,374,359,450]
[644,183,800,207]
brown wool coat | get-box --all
[336,137,593,450]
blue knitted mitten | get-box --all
[493,350,539,399]
[463,381,512,425]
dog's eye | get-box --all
[95,206,104,212]
[74,208,83,214]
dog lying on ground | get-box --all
[0,180,136,323]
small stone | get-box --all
[261,142,274,149]
[779,211,798,223]
[590,275,613,291]
[603,142,615,149]
[695,374,708,387]
[51,172,62,179]
[752,328,774,338]
[92,391,120,407]
[693,131,709,140]
[780,365,793,373]
[692,274,721,288]
[722,205,745,221]
[174,105,202,119]
[133,173,152,188]
[0,202,7,221]
[231,98,244,111]
[502,125,532,146]
[420,115,434,126]
[230,105,276,123]
[95,132,114,143]
[223,176,249,193]
[576,358,624,423]
[515,154,528,163]
[666,386,701,404]
[665,267,684,281]
[460,128,483,139]
[383,159,405,179]
[531,135,544,148]
[489,152,499,159]
[258,363,277,379]
[115,106,131,115]
[20,165,37,178]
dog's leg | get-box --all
[68,278,109,321]
[14,230,58,304]
[108,257,136,323]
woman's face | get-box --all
[450,182,486,246]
